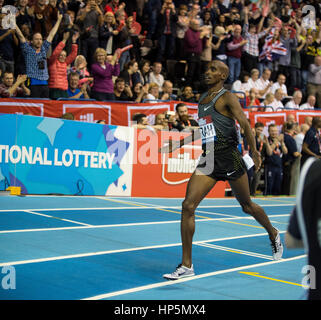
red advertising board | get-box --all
[1,98,320,128]
[131,129,226,198]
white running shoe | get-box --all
[271,229,283,260]
[163,264,195,280]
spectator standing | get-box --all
[183,18,207,90]
[155,0,178,62]
[30,0,58,39]
[76,0,104,70]
[226,24,247,84]
[301,116,321,168]
[48,31,79,99]
[99,11,118,54]
[175,4,190,61]
[15,0,34,30]
[15,12,63,98]
[277,25,298,94]
[250,122,270,196]
[307,56,321,109]
[70,55,93,88]
[211,25,230,65]
[264,124,288,195]
[0,14,18,74]
[295,123,310,153]
[242,6,271,73]
[300,32,321,94]
[91,47,120,101]
[282,122,301,195]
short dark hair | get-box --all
[284,122,294,131]
[132,113,147,124]
[175,102,187,113]
[255,122,264,129]
[312,116,321,127]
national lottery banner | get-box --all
[0,113,134,196]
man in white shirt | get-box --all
[149,62,165,88]
[271,73,288,96]
[300,95,316,110]
[255,68,272,99]
[294,123,310,152]
[285,90,302,109]
[265,88,285,111]
[247,68,260,90]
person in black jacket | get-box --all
[154,0,178,62]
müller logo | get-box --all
[161,146,201,185]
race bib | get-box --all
[198,115,217,144]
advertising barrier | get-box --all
[0,113,134,196]
[0,98,320,127]
[0,113,226,197]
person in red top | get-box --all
[48,31,79,99]
[246,88,261,111]
[226,24,248,84]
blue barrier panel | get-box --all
[0,113,134,196]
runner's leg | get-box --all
[181,170,217,268]
[229,173,277,241]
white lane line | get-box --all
[82,255,306,300]
[0,214,290,234]
[196,243,273,260]
[24,210,92,227]
[0,231,281,267]
[0,203,294,213]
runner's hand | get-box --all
[252,150,262,172]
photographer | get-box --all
[15,12,63,98]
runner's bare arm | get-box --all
[226,92,262,169]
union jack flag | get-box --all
[259,28,287,62]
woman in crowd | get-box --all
[91,47,120,101]
[48,31,79,99]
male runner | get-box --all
[160,60,283,280]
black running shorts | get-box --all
[196,146,247,181]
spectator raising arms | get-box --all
[91,47,120,101]
[15,12,63,98]
[48,31,79,100]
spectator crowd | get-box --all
[0,0,321,196]
[0,0,320,107]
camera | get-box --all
[37,60,46,70]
